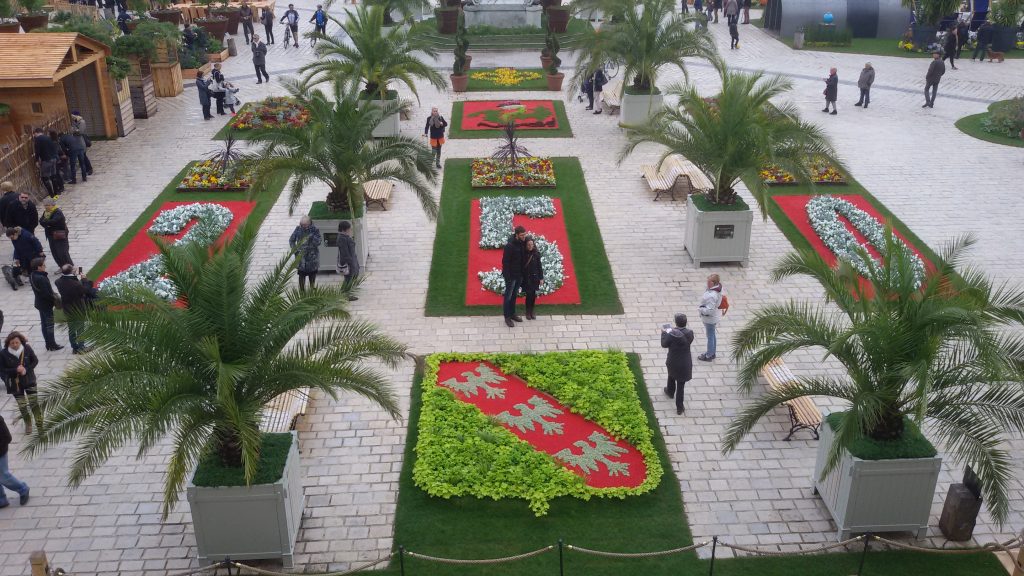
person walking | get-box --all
[196,70,214,120]
[697,274,724,361]
[32,127,63,197]
[39,198,72,268]
[69,111,94,177]
[501,225,527,328]
[955,19,969,57]
[924,51,945,108]
[29,258,63,352]
[289,215,322,292]
[261,7,276,44]
[1,332,42,436]
[59,128,89,184]
[310,4,327,40]
[727,5,740,49]
[522,237,543,320]
[281,3,300,48]
[252,34,270,83]
[742,0,751,23]
[582,75,595,110]
[5,227,43,287]
[591,66,608,114]
[211,63,227,116]
[661,313,694,415]
[854,62,874,108]
[223,81,241,114]
[54,265,96,355]
[713,0,721,22]
[7,193,38,237]
[822,67,838,115]
[680,0,688,14]
[0,413,31,507]
[423,107,448,169]
[336,220,360,300]
[239,1,255,44]
[972,20,993,61]
[943,26,958,70]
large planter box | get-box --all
[683,195,753,267]
[127,64,159,119]
[206,49,230,63]
[182,62,213,81]
[620,91,664,127]
[363,97,401,138]
[312,210,369,274]
[152,62,184,97]
[813,420,941,540]
[991,25,1017,52]
[187,431,305,567]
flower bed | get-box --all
[469,67,543,87]
[177,160,255,192]
[761,159,847,185]
[471,158,556,188]
[415,352,663,516]
[228,96,310,131]
[461,100,559,130]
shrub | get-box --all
[803,22,852,46]
[981,95,1024,139]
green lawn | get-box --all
[449,101,573,139]
[466,68,551,92]
[955,99,1024,148]
[779,35,1024,59]
[355,354,1007,576]
[87,162,288,279]
[425,157,622,316]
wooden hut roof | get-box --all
[0,33,112,89]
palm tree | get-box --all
[365,0,429,26]
[247,79,439,217]
[25,222,408,518]
[620,64,840,216]
[571,0,716,94]
[301,4,446,101]
[723,232,1024,524]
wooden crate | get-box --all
[206,49,230,63]
[152,62,184,97]
[181,62,213,80]
[109,75,136,137]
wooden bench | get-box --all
[363,179,394,210]
[760,358,822,441]
[260,388,310,433]
[600,79,624,115]
[640,155,713,201]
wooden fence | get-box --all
[0,114,72,200]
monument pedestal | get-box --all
[464,4,542,28]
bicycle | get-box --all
[283,23,292,46]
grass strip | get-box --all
[425,157,622,316]
[776,35,1024,58]
[192,433,292,486]
[954,100,1024,148]
[466,68,550,92]
[449,101,574,139]
[87,162,289,279]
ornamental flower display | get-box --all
[470,67,543,87]
[178,160,255,191]
[228,96,310,130]
[478,234,566,297]
[761,158,846,185]
[471,158,556,188]
[478,196,556,248]
[806,195,925,286]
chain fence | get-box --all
[38,533,1024,576]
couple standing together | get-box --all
[500,226,544,327]
[661,274,727,414]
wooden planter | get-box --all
[151,9,183,25]
[152,62,184,97]
[206,49,230,63]
[128,59,159,119]
[212,8,241,35]
[109,74,136,137]
[181,62,213,80]
[0,21,21,33]
[15,12,48,32]
[196,17,228,44]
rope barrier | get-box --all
[226,554,394,576]
[870,534,1024,570]
[566,541,708,558]
[404,545,555,565]
[162,564,227,576]
[719,535,866,556]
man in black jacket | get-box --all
[0,182,18,229]
[924,52,945,108]
[0,415,31,508]
[661,313,695,415]
[972,20,994,61]
[55,264,97,354]
[336,220,360,300]
[822,67,838,115]
[32,128,62,197]
[7,192,38,236]
[29,258,63,351]
[500,226,527,327]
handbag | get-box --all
[52,229,68,241]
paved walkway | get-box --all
[2,7,1024,574]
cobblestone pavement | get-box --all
[2,6,1024,574]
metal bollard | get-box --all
[708,536,717,576]
[226,37,238,57]
[558,539,564,576]
[856,534,872,576]
[399,545,406,576]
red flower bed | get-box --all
[461,100,559,131]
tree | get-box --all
[620,64,840,215]
[722,232,1024,524]
[300,4,446,101]
[25,222,408,518]
[365,0,429,26]
[247,79,439,217]
[571,0,716,94]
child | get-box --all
[223,81,241,114]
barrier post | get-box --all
[558,539,565,576]
[707,536,717,576]
[399,545,406,576]
[29,551,49,576]
[856,534,871,576]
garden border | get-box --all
[449,100,573,139]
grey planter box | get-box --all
[187,432,305,567]
[814,420,941,540]
[619,92,663,127]
[313,215,369,274]
[364,98,401,138]
[683,195,753,266]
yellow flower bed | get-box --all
[470,67,543,87]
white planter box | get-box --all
[364,98,401,138]
[187,431,305,567]
[619,92,663,126]
[814,419,941,540]
[683,195,753,266]
[314,215,369,274]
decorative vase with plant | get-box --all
[211,0,241,35]
[450,10,469,92]
[545,22,563,91]
[0,0,21,33]
[540,11,553,69]
[151,0,183,25]
[547,4,570,33]
[901,0,960,48]
[989,0,1023,52]
[195,0,229,44]
[15,0,48,32]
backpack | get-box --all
[718,294,729,315]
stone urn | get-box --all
[545,72,564,91]
[451,73,468,92]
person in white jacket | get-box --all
[697,274,724,361]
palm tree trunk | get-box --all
[215,428,244,468]
[869,412,906,441]
[326,185,353,213]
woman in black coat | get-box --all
[661,313,694,415]
[522,237,544,320]
[39,197,73,268]
[1,332,42,433]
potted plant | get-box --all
[0,0,20,33]
[572,0,716,126]
[211,0,242,35]
[195,0,228,43]
[540,11,553,68]
[435,5,458,33]
[206,37,228,61]
[179,43,211,79]
[248,80,439,271]
[15,0,48,32]
[547,4,570,33]
[450,10,469,92]
[300,5,446,137]
[545,24,563,90]
[151,0,183,25]
[989,0,1023,52]
[26,222,407,567]
[723,232,1024,539]
[901,0,960,49]
[621,64,839,265]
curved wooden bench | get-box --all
[601,79,624,114]
[760,358,822,441]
